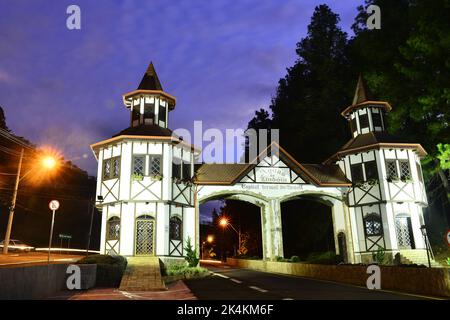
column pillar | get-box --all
[269,199,284,259]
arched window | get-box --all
[107,216,120,240]
[364,214,382,236]
[169,217,182,240]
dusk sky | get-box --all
[0,0,361,178]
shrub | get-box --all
[184,237,200,267]
[372,248,386,264]
[165,263,208,278]
[77,254,127,287]
[306,251,339,265]
[290,255,300,263]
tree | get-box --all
[248,4,354,163]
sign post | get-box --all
[48,200,60,263]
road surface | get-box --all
[184,263,433,300]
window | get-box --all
[144,103,155,125]
[132,104,140,126]
[399,160,411,180]
[416,162,423,183]
[149,155,162,176]
[364,214,383,236]
[107,217,120,240]
[359,113,369,129]
[372,111,382,128]
[351,164,364,184]
[103,157,120,180]
[103,159,111,180]
[112,157,120,178]
[172,160,181,179]
[182,160,191,180]
[133,156,145,176]
[350,117,357,133]
[169,217,182,240]
[364,161,378,181]
[386,160,398,181]
[158,104,166,123]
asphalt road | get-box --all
[185,263,432,300]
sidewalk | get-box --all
[49,280,197,300]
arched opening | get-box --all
[135,215,155,256]
[199,196,263,261]
[281,196,337,263]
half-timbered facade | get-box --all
[91,63,197,262]
[91,65,430,265]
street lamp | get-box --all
[219,217,241,258]
[420,225,432,268]
[2,149,59,254]
[86,195,104,255]
[201,235,214,260]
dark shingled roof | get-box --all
[138,62,163,91]
[325,132,427,163]
[195,164,250,184]
[112,124,173,138]
[301,164,351,185]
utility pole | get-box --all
[86,199,95,256]
[3,148,24,255]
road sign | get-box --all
[49,200,60,211]
[59,234,72,240]
[446,230,450,247]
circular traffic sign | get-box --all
[49,200,60,211]
[446,230,450,247]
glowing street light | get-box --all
[218,216,241,259]
[201,235,215,260]
[3,149,60,254]
[207,235,214,243]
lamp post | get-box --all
[3,151,58,254]
[219,217,241,258]
[86,195,103,256]
[420,225,432,268]
[201,235,214,260]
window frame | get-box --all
[386,160,398,181]
[399,160,412,181]
[103,156,120,180]
[133,155,145,176]
[364,160,378,181]
[106,216,121,240]
[169,216,182,241]
[350,163,364,184]
[359,113,369,129]
[363,213,383,237]
[149,155,162,176]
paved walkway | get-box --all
[49,280,196,300]
[119,256,165,291]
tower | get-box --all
[327,75,430,264]
[91,62,198,262]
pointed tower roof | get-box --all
[137,62,163,91]
[352,74,374,105]
[341,75,391,117]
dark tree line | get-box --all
[246,1,449,248]
[0,106,100,250]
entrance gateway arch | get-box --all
[194,141,355,263]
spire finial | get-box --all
[138,61,163,91]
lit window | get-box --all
[112,157,120,178]
[107,217,120,240]
[364,214,382,236]
[169,217,182,240]
[133,156,145,176]
[103,160,111,180]
[149,155,161,176]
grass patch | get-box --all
[163,263,210,283]
[77,254,127,287]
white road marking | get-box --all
[249,286,268,293]
[214,273,229,279]
[230,278,242,284]
[283,298,294,300]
